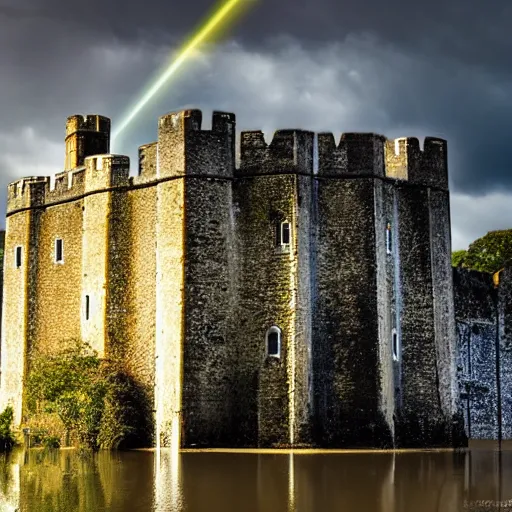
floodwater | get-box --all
[1,443,512,511]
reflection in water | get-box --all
[1,445,512,511]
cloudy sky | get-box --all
[1,0,511,249]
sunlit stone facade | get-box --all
[0,109,465,448]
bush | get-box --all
[0,406,16,452]
[26,341,152,451]
[42,434,61,449]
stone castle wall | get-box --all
[453,266,512,441]
[0,109,463,448]
[314,132,394,447]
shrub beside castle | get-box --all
[25,342,152,450]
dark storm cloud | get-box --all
[5,0,511,70]
[0,0,511,243]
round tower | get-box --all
[64,114,111,171]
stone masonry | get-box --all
[0,109,465,448]
[454,266,512,441]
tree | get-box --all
[0,407,15,452]
[452,249,467,268]
[452,229,512,274]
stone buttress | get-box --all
[234,129,315,447]
[385,137,464,447]
[155,109,237,447]
[314,133,395,447]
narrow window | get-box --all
[392,328,399,361]
[282,222,290,245]
[266,326,281,358]
[85,295,90,321]
[276,221,291,246]
[386,222,392,255]
[55,239,63,263]
[15,246,22,268]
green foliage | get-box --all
[26,341,152,451]
[42,434,61,449]
[97,364,153,449]
[451,249,467,268]
[452,230,512,274]
[0,407,16,452]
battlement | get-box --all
[6,111,450,215]
[138,142,158,178]
[7,176,48,212]
[317,133,386,177]
[238,129,314,175]
[65,114,111,138]
[6,155,130,214]
[384,136,448,189]
[157,109,236,178]
[84,154,130,192]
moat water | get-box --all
[1,442,512,511]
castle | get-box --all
[0,109,468,448]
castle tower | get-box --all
[314,133,395,447]
[385,137,463,446]
[154,109,237,447]
[64,115,110,171]
[0,177,47,425]
[81,153,130,357]
[234,129,315,447]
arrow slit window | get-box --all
[386,222,392,254]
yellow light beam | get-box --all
[113,0,250,141]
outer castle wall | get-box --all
[453,266,512,441]
[0,109,465,448]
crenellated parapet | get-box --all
[317,133,386,177]
[6,155,130,214]
[7,176,48,213]
[83,154,130,192]
[384,136,448,189]
[157,109,236,178]
[138,142,158,179]
[7,111,448,217]
[238,129,314,175]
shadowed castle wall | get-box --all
[235,129,314,447]
[453,268,498,439]
[314,133,395,447]
[387,137,462,447]
[454,266,512,441]
[497,268,512,440]
[394,183,440,443]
